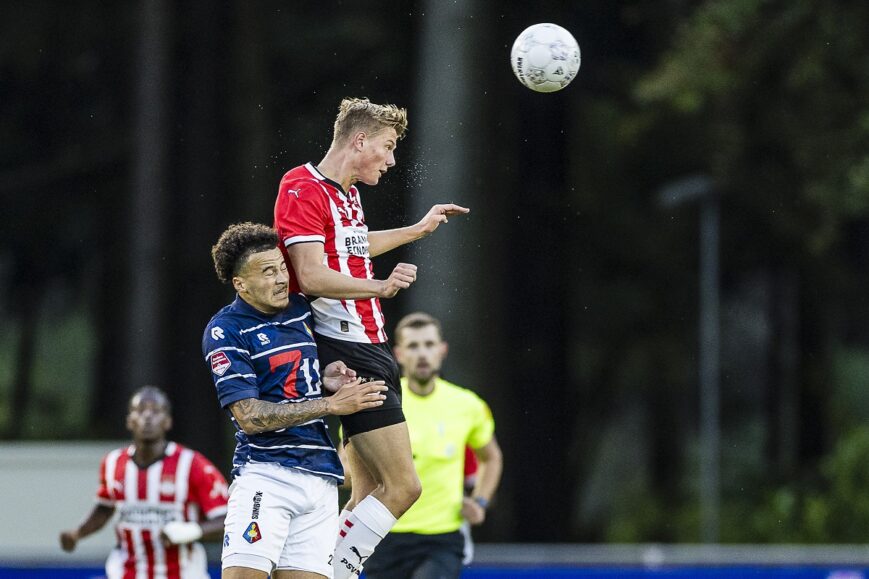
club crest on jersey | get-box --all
[243,522,262,544]
[211,327,225,340]
[256,332,270,345]
[211,352,231,376]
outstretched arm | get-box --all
[59,504,115,552]
[368,203,470,257]
[229,378,387,435]
[288,242,417,299]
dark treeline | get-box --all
[2,0,869,543]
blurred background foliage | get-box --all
[2,0,869,543]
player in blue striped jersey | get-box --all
[204,222,387,579]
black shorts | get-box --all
[363,531,464,579]
[315,333,405,438]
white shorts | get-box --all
[222,462,338,576]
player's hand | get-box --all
[59,530,78,552]
[461,497,486,525]
[326,378,387,415]
[322,360,358,393]
[379,263,417,298]
[415,203,470,238]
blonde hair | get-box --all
[333,97,408,144]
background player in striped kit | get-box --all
[204,222,387,578]
[59,386,229,579]
[274,97,469,579]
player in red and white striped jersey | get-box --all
[274,97,469,579]
[60,386,228,579]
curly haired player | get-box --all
[204,222,387,579]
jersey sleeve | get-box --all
[466,394,495,450]
[188,452,229,520]
[202,319,259,408]
[463,445,479,477]
[274,179,331,247]
[95,452,115,506]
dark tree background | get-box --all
[2,0,869,543]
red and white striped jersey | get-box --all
[95,442,229,579]
[274,162,388,343]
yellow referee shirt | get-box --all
[393,377,495,534]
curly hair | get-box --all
[211,222,279,284]
[333,97,408,143]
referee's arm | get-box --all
[464,437,503,525]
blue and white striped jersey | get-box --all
[202,294,342,482]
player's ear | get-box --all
[164,415,173,432]
[352,131,366,151]
[440,341,449,359]
[232,276,245,293]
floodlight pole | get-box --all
[698,194,720,544]
[659,175,720,543]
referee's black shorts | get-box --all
[315,333,405,439]
[363,531,464,579]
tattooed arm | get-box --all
[229,378,387,435]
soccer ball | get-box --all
[510,23,581,93]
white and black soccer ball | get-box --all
[510,23,581,93]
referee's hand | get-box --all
[462,497,486,525]
[326,379,387,415]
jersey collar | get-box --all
[233,294,278,319]
[305,162,350,195]
[232,294,308,321]
[401,376,441,398]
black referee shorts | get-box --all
[363,531,464,579]
[315,333,405,439]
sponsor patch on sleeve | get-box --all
[211,351,231,376]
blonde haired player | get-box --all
[274,97,469,578]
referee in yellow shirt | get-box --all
[362,312,503,579]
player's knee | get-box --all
[407,474,422,503]
[392,472,422,508]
